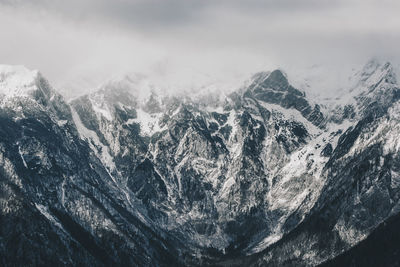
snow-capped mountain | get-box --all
[1,60,400,266]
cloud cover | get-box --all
[1,0,399,97]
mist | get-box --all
[1,0,400,98]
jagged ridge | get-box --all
[1,60,400,266]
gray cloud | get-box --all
[0,0,399,97]
[0,0,380,32]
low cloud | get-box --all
[1,0,399,97]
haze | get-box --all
[1,0,399,98]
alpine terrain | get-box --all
[1,60,400,266]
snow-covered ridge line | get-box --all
[0,65,40,97]
[2,59,397,113]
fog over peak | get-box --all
[1,0,399,98]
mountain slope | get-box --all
[1,61,400,266]
[0,66,183,266]
[320,210,400,267]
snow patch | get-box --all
[220,177,235,198]
[71,107,117,182]
[127,109,166,136]
[90,97,113,121]
[259,102,321,136]
[35,203,65,231]
[57,120,68,127]
[249,233,282,254]
[18,145,28,168]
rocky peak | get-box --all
[244,69,324,127]
[318,60,400,124]
[0,65,72,122]
[0,65,56,104]
[2,63,400,266]
[249,70,304,96]
[352,60,400,119]
[0,65,40,96]
[265,69,289,87]
[359,59,397,85]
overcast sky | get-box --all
[1,0,400,97]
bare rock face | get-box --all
[1,61,400,266]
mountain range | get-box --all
[1,60,400,266]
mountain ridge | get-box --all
[1,60,400,266]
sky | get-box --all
[0,0,400,97]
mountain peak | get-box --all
[249,69,304,97]
[0,65,70,121]
[0,65,41,97]
[358,59,396,86]
[266,69,289,87]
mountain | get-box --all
[1,60,400,266]
[0,66,182,266]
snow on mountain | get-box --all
[1,60,400,266]
[126,108,166,136]
[69,59,400,260]
[0,64,61,108]
[0,65,40,97]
